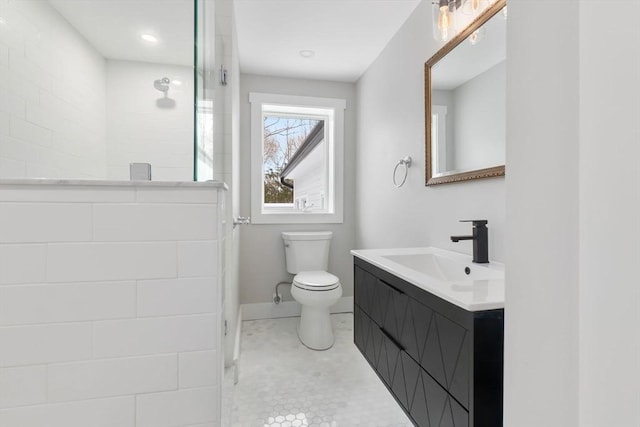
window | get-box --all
[432,105,448,175]
[250,93,345,224]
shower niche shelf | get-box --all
[352,257,504,427]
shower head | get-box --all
[154,77,171,92]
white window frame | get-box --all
[250,92,345,224]
[432,105,448,175]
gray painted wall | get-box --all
[238,74,357,304]
[355,0,506,260]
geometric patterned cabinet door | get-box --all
[354,258,503,427]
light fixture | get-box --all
[299,49,315,58]
[432,0,504,42]
[0,17,6,25]
[140,33,158,44]
[172,79,183,86]
[462,0,489,16]
[432,0,457,42]
[469,27,486,45]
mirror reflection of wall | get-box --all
[0,0,195,181]
[433,60,505,173]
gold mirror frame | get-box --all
[425,0,506,186]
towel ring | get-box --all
[393,156,412,188]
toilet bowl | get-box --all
[291,271,342,350]
[282,232,343,350]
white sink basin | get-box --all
[351,247,504,311]
[382,253,503,282]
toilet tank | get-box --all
[282,231,332,274]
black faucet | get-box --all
[450,220,489,263]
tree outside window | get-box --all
[263,116,320,205]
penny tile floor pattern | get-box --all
[231,313,412,427]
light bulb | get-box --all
[437,5,451,40]
[469,30,480,45]
[470,0,481,12]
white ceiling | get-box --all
[48,0,194,67]
[234,0,422,82]
[47,0,421,81]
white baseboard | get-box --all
[241,296,353,321]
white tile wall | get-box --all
[0,281,136,326]
[0,183,224,427]
[136,387,219,427]
[0,365,47,409]
[0,0,107,179]
[47,242,178,282]
[93,204,217,241]
[179,350,219,389]
[0,203,92,243]
[47,354,178,402]
[0,244,46,284]
[137,277,218,317]
[0,396,136,427]
[105,60,194,182]
[93,314,217,358]
[178,241,218,277]
[0,323,92,367]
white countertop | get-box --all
[0,178,228,189]
[351,247,505,311]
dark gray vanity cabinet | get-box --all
[353,257,503,427]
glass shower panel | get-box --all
[195,0,215,181]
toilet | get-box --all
[282,231,343,350]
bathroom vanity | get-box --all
[351,248,504,427]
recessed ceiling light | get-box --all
[140,33,158,44]
[299,50,315,58]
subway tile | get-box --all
[0,396,135,427]
[0,157,26,178]
[47,354,177,402]
[137,277,217,317]
[136,387,218,427]
[0,244,46,285]
[47,242,177,283]
[25,102,60,131]
[135,187,218,204]
[178,241,218,278]
[93,315,216,358]
[0,281,135,326]
[0,203,92,243]
[10,116,52,146]
[92,204,217,242]
[179,351,219,389]
[0,365,46,409]
[0,87,25,118]
[0,323,91,367]
[0,185,136,203]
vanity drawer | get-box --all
[409,363,469,427]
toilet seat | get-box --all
[293,271,340,291]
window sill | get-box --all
[251,212,343,225]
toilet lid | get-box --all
[293,271,340,291]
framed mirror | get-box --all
[425,0,506,186]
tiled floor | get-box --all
[231,313,412,427]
